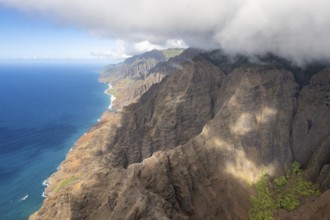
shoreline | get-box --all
[41,80,113,200]
[104,83,117,110]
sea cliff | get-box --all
[30,49,330,220]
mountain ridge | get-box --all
[30,48,330,220]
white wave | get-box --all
[104,83,112,95]
[42,179,50,197]
[108,98,113,109]
[108,94,117,110]
[104,83,116,110]
[42,191,48,198]
[19,194,29,201]
[42,179,49,187]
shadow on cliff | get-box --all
[97,63,298,219]
[99,95,289,219]
[116,105,283,219]
[31,50,330,220]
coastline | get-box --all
[104,83,117,110]
[39,74,113,201]
[0,63,110,220]
[32,101,120,220]
[39,79,115,203]
[30,51,177,219]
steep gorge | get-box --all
[30,49,330,220]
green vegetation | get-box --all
[290,161,302,175]
[161,48,184,59]
[54,176,76,193]
[249,162,320,220]
[106,78,134,97]
[106,87,119,97]
[249,174,274,220]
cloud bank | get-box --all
[2,0,330,64]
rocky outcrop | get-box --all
[106,57,225,167]
[292,69,330,187]
[148,48,205,77]
[30,49,330,220]
[100,50,168,81]
[100,48,197,110]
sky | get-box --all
[0,6,123,61]
[0,0,330,65]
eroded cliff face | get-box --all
[99,48,200,110]
[30,50,330,220]
[292,69,330,186]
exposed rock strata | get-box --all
[100,48,199,110]
[30,50,330,220]
[292,69,330,187]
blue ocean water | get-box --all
[0,61,109,220]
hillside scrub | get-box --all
[249,162,320,220]
[54,176,76,193]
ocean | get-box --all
[0,61,110,220]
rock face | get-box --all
[292,69,330,187]
[101,50,168,81]
[30,49,330,220]
[100,48,198,110]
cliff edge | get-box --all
[30,49,330,220]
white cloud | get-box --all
[132,41,163,53]
[90,40,130,60]
[89,39,187,61]
[1,0,330,64]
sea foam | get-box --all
[19,194,29,201]
[104,83,116,110]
